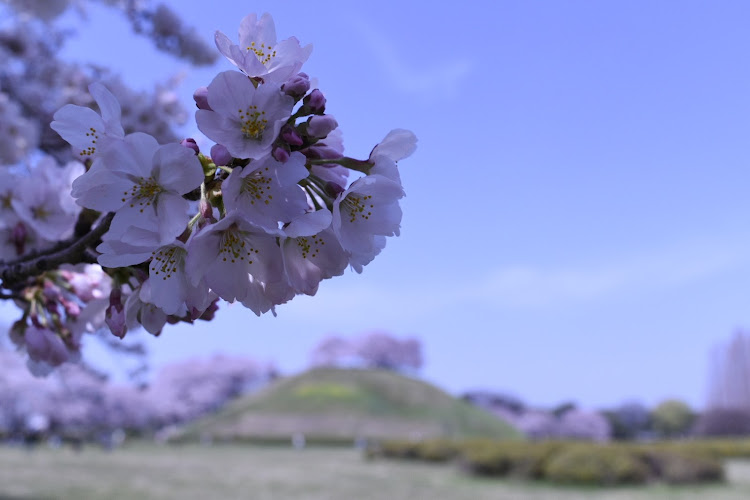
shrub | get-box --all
[376,439,422,460]
[543,445,649,485]
[650,452,723,484]
[461,441,563,479]
[416,439,460,462]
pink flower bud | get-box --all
[25,327,69,367]
[30,313,43,329]
[210,143,232,166]
[272,146,290,163]
[105,288,127,339]
[307,115,338,139]
[325,181,346,197]
[12,221,26,256]
[302,143,341,160]
[281,72,310,99]
[193,86,211,110]
[61,297,81,318]
[9,320,26,346]
[280,125,304,146]
[303,89,326,114]
[198,198,211,219]
[181,138,200,155]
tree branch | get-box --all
[0,209,101,268]
[0,212,114,290]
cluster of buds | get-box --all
[4,12,415,372]
[8,265,111,375]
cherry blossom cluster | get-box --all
[0,0,215,374]
[1,12,415,372]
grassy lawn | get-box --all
[2,444,750,499]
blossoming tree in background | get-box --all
[0,348,273,441]
[0,2,416,376]
[310,331,423,373]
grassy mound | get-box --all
[173,368,520,444]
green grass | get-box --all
[2,444,750,499]
[175,368,520,442]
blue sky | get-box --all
[52,1,750,409]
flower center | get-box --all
[246,41,276,66]
[1,192,13,210]
[238,105,268,140]
[80,127,99,157]
[31,205,50,221]
[343,194,374,223]
[296,233,324,259]
[150,246,182,281]
[219,229,259,264]
[242,167,273,206]
[123,177,164,213]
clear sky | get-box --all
[54,0,750,410]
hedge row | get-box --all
[367,439,731,486]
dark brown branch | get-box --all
[0,212,114,290]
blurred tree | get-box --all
[0,346,272,442]
[603,401,651,440]
[696,330,750,437]
[309,335,354,368]
[461,391,526,414]
[693,408,750,437]
[551,401,577,418]
[354,332,422,372]
[651,399,694,438]
[309,331,423,373]
[145,355,273,425]
[556,409,611,442]
[707,330,750,411]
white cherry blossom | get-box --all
[125,281,167,336]
[0,92,39,164]
[196,71,294,160]
[12,177,77,242]
[222,151,309,230]
[332,174,404,270]
[95,228,162,268]
[147,241,213,316]
[71,132,203,247]
[281,210,347,295]
[214,13,312,84]
[50,82,125,160]
[369,129,417,183]
[370,129,418,163]
[186,212,283,303]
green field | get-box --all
[3,444,750,499]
